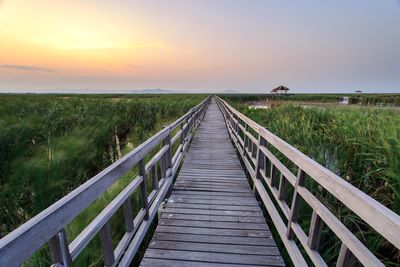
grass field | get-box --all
[0,94,204,265]
[222,94,400,265]
[222,93,400,106]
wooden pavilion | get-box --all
[270,85,290,95]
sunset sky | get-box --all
[0,0,399,93]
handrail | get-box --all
[0,96,211,267]
[216,96,400,267]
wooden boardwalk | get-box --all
[140,99,284,266]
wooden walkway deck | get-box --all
[140,100,284,266]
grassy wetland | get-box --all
[1,93,399,266]
[0,94,204,265]
[223,94,400,265]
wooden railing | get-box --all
[0,96,210,267]
[216,96,400,267]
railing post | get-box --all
[123,197,134,232]
[180,122,185,153]
[307,210,324,250]
[278,174,287,200]
[160,153,167,179]
[270,165,277,186]
[99,221,115,267]
[188,110,194,131]
[286,169,305,239]
[336,243,357,267]
[151,165,159,190]
[163,126,173,170]
[194,107,200,127]
[185,115,190,140]
[243,123,249,156]
[201,103,207,119]
[233,117,240,147]
[139,159,150,220]
[253,134,266,190]
[49,229,72,267]
[193,108,199,126]
[235,116,240,141]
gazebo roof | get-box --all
[271,85,290,92]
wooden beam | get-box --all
[307,210,324,250]
[286,169,305,239]
[123,197,134,232]
[336,243,357,267]
[49,229,72,267]
[99,222,115,267]
[139,159,150,220]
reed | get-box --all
[0,94,204,265]
[221,93,400,105]
[226,97,400,265]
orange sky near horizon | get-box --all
[0,1,183,75]
[1,0,400,93]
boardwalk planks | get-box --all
[140,99,284,267]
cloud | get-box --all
[0,64,55,72]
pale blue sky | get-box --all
[0,0,399,93]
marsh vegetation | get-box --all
[223,94,400,265]
[0,94,204,265]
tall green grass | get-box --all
[222,93,400,105]
[227,98,400,265]
[0,94,204,265]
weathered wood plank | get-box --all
[175,180,250,187]
[161,213,266,223]
[140,258,255,267]
[172,186,252,193]
[163,207,262,217]
[143,249,284,266]
[156,225,270,237]
[159,218,267,230]
[170,192,257,199]
[148,240,281,255]
[166,202,261,211]
[168,197,258,206]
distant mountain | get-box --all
[220,89,240,94]
[131,89,175,94]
